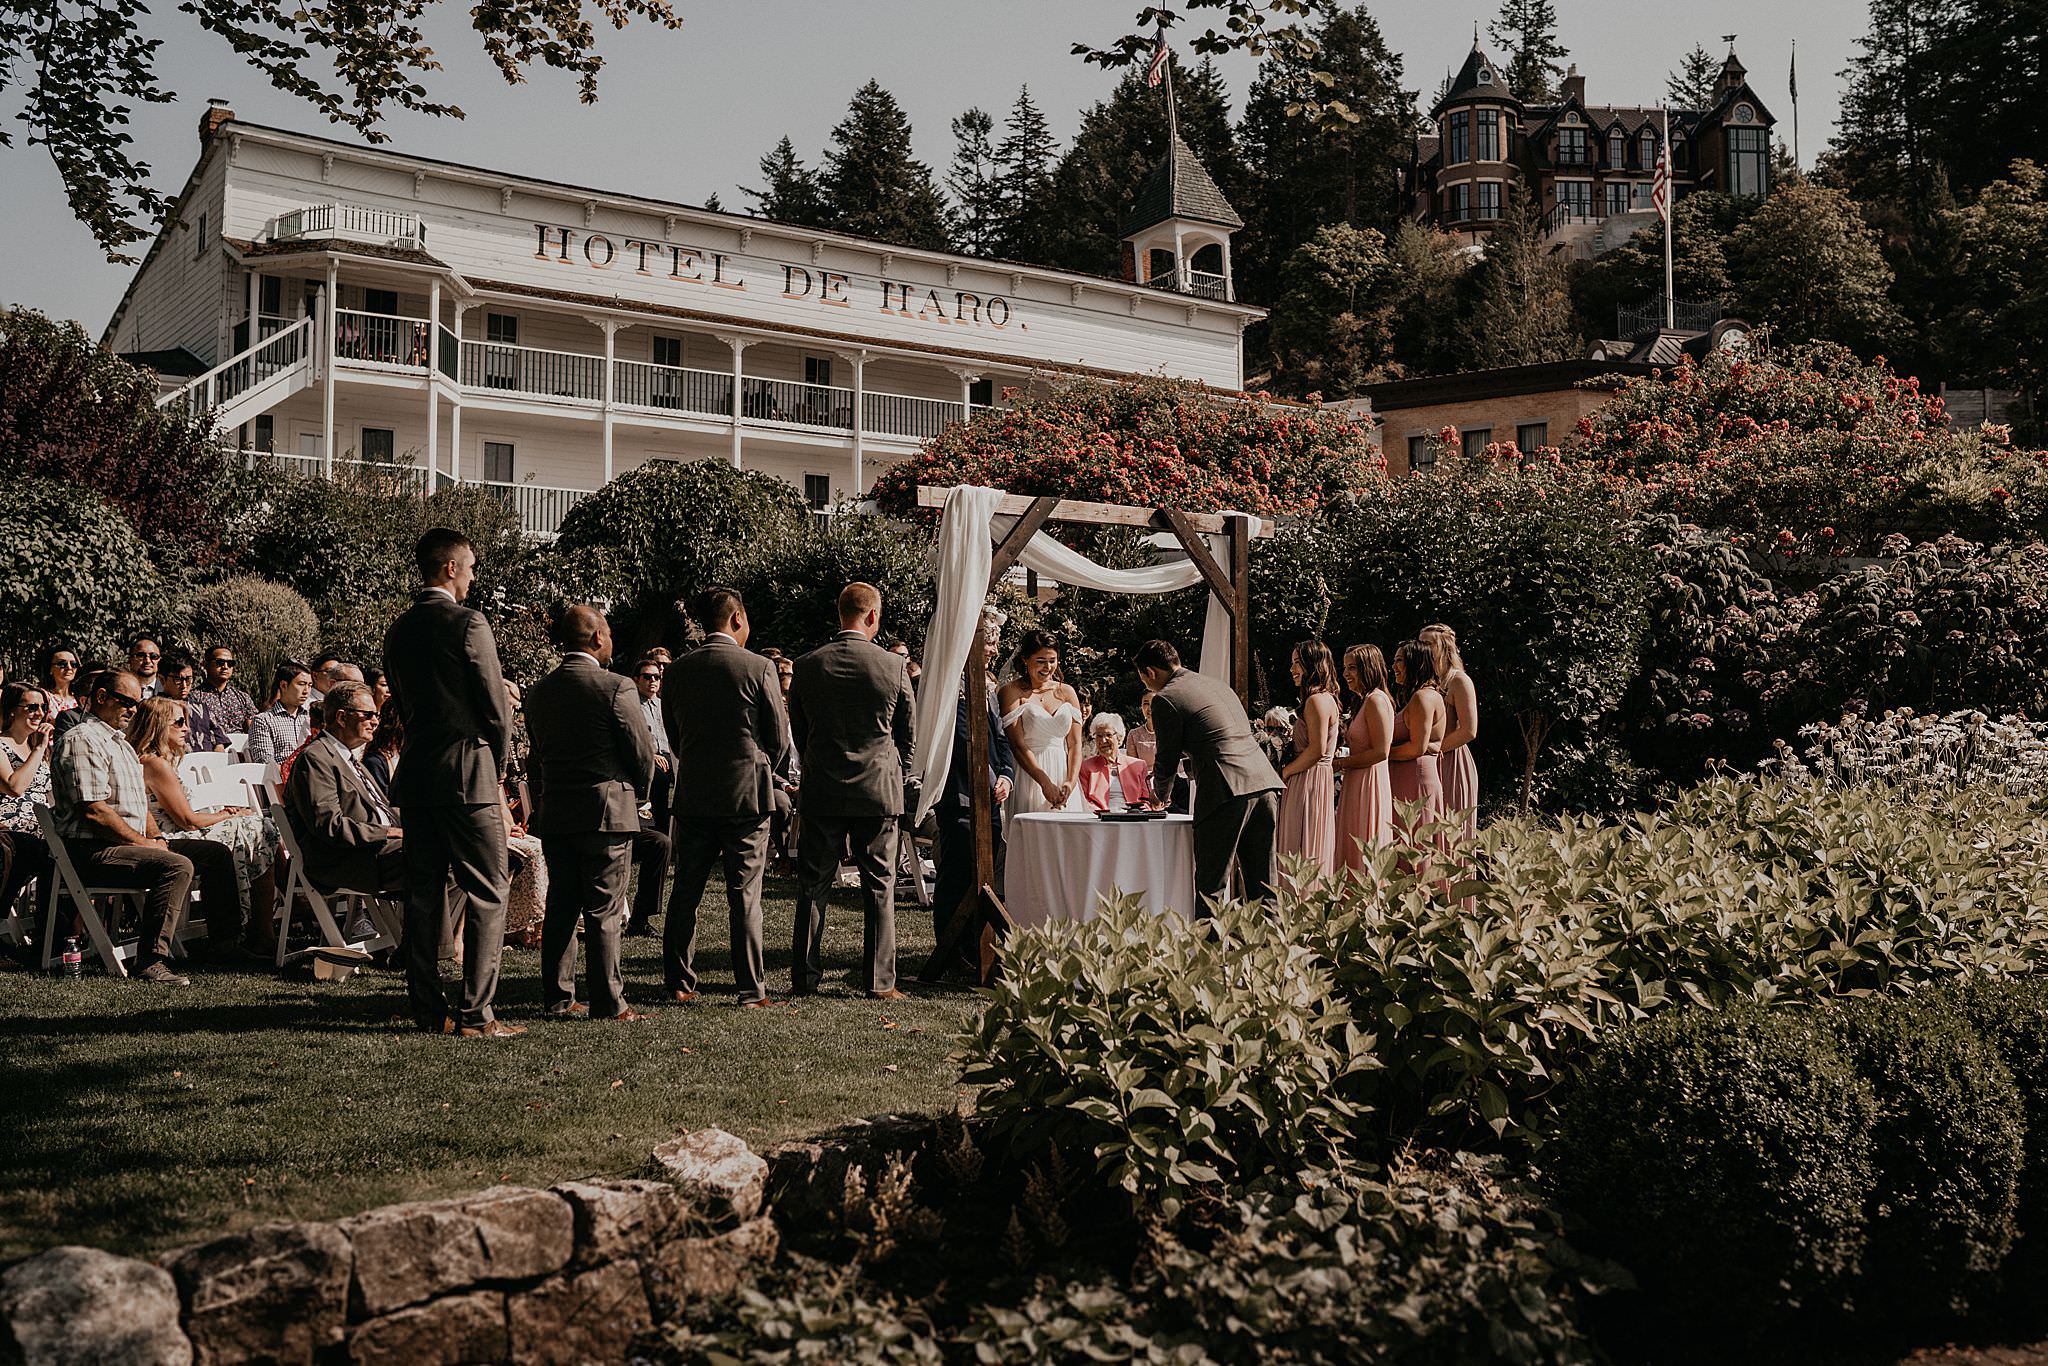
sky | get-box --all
[0,0,1871,334]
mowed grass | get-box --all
[0,873,980,1259]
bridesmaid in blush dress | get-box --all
[1422,624,1480,842]
[1276,640,1341,880]
[1334,644,1395,873]
[1387,639,1447,845]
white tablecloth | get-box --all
[1006,812,1197,929]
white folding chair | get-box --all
[271,805,398,967]
[35,804,149,977]
[222,761,277,811]
[178,753,227,791]
[224,732,249,759]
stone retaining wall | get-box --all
[0,1128,779,1366]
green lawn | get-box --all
[0,873,979,1259]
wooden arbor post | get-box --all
[914,487,1260,985]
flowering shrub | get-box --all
[1769,708,2048,797]
[869,374,1382,518]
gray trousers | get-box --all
[665,814,771,1001]
[77,840,193,967]
[403,802,509,1031]
[793,813,897,994]
[1192,791,1280,910]
[540,832,632,1017]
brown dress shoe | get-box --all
[457,1020,528,1039]
[866,988,909,1001]
[546,1003,590,1020]
[606,1007,653,1022]
[739,996,776,1009]
[668,990,699,1004]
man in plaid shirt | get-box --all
[51,671,198,985]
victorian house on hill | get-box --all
[1406,42,1775,258]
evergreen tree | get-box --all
[946,106,1002,255]
[1568,192,1749,338]
[1488,0,1569,104]
[1453,192,1582,368]
[1384,221,1477,377]
[1666,43,1718,108]
[819,80,951,251]
[1939,161,2048,438]
[1728,182,1902,354]
[1236,4,1416,303]
[992,87,1060,263]
[1268,223,1397,397]
[743,136,825,226]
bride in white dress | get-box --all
[1000,630,1087,817]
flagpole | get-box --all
[1661,105,1675,330]
[1790,40,1801,168]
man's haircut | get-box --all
[694,587,745,633]
[127,634,159,652]
[310,651,343,672]
[415,526,474,581]
[1133,640,1180,673]
[324,682,374,725]
[92,670,137,699]
[837,581,881,624]
[550,604,605,652]
[161,650,197,676]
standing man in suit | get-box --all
[787,582,916,999]
[381,527,522,1039]
[931,610,1013,970]
[662,587,790,1007]
[525,605,654,1022]
[634,657,674,832]
[1134,639,1284,908]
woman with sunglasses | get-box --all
[37,646,81,715]
[0,682,58,932]
[129,697,278,958]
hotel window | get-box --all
[1556,127,1589,166]
[1446,111,1470,165]
[483,313,519,389]
[803,474,831,510]
[1473,181,1502,219]
[1607,128,1625,166]
[1639,128,1659,168]
[803,355,833,387]
[1475,109,1501,161]
[363,288,399,317]
[483,441,515,484]
[259,275,283,317]
[360,428,395,464]
[1407,435,1436,471]
[194,213,208,257]
[1446,183,1470,221]
[969,378,994,407]
[1517,422,1549,450]
[1605,181,1632,216]
[1461,427,1493,459]
[1558,180,1593,220]
[651,335,683,367]
[486,313,519,344]
[253,415,275,454]
[1727,127,1769,197]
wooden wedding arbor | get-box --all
[912,485,1269,984]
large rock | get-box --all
[347,1290,507,1366]
[506,1261,650,1366]
[643,1217,779,1313]
[0,1246,192,1366]
[551,1180,680,1268]
[165,1221,351,1365]
[649,1128,767,1226]
[339,1186,573,1317]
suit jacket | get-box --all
[380,589,512,809]
[1150,668,1284,820]
[662,638,791,823]
[941,687,1014,814]
[787,630,916,819]
[524,654,654,837]
[285,733,400,892]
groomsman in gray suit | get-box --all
[525,605,656,1021]
[1134,639,1283,908]
[661,586,791,1007]
[787,582,916,999]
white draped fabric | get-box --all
[910,485,1254,824]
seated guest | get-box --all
[129,697,276,957]
[1077,713,1153,812]
[52,662,112,743]
[247,661,314,766]
[282,683,404,895]
[128,636,164,699]
[365,668,392,710]
[195,646,257,737]
[363,699,403,795]
[0,683,57,936]
[38,645,81,715]
[49,671,196,985]
[159,652,229,754]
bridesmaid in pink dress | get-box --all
[1387,639,1447,844]
[1276,641,1341,880]
[1422,624,1480,842]
[1334,644,1395,873]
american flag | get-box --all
[1146,28,1170,87]
[1651,141,1672,222]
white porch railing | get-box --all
[334,309,432,369]
[613,359,733,417]
[161,315,315,420]
[244,451,431,486]
[475,480,589,537]
[273,203,425,245]
[866,391,964,440]
[244,451,583,537]
[741,377,855,431]
[459,339,605,401]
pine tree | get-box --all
[1453,191,1582,368]
[992,87,1059,263]
[1665,43,1718,108]
[742,136,825,226]
[819,80,951,252]
[1236,4,1416,303]
[946,107,1002,255]
[1269,223,1397,397]
[1488,0,1569,104]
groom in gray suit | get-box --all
[662,586,791,1007]
[787,582,916,999]
[1134,639,1283,908]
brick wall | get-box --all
[1378,384,1620,475]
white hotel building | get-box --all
[105,104,1261,535]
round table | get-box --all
[1006,811,1197,929]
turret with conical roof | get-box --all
[1121,131,1241,302]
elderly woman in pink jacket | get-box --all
[1077,712,1154,812]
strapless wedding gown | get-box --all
[1002,698,1087,818]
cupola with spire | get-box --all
[1120,130,1241,302]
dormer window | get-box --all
[1733,102,1756,123]
[1639,128,1659,167]
[1478,68,1493,84]
[1608,129,1626,166]
[1561,111,1581,125]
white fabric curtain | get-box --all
[910,485,1255,823]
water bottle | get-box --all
[60,937,83,980]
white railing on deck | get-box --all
[334,309,432,369]
[475,481,589,537]
[273,203,425,245]
[741,377,855,431]
[243,451,431,486]
[866,391,963,440]
[161,315,314,418]
[460,339,604,401]
[613,359,734,417]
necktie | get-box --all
[351,756,392,824]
